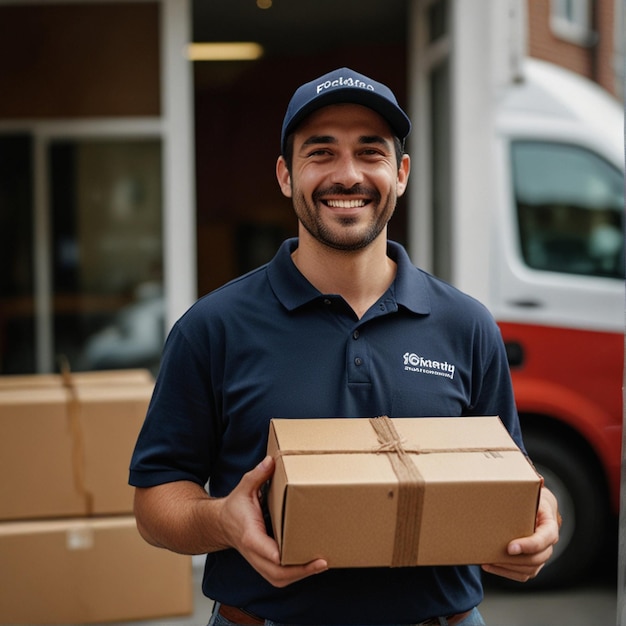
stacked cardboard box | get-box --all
[0,516,193,624]
[0,369,194,624]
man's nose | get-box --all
[331,154,363,187]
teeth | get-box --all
[326,199,366,208]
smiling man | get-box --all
[129,68,560,626]
[280,106,407,251]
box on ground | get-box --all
[0,368,154,389]
[0,515,193,624]
[267,416,542,568]
[0,374,154,520]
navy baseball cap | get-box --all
[281,67,411,155]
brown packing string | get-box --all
[368,416,423,567]
[59,356,94,515]
[275,445,517,457]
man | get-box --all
[129,68,560,626]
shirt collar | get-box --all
[267,238,431,315]
[387,240,431,315]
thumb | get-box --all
[240,455,275,495]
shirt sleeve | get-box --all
[466,318,526,454]
[128,320,220,488]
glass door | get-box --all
[0,133,164,375]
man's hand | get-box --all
[481,487,560,582]
[134,456,328,588]
[217,455,328,587]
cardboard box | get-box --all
[267,416,542,568]
[0,368,154,389]
[0,381,153,520]
[0,515,193,624]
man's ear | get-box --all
[276,156,293,198]
[396,153,410,197]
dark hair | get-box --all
[282,135,406,175]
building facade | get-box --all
[0,0,622,375]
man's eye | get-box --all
[307,149,331,157]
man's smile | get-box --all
[324,198,368,209]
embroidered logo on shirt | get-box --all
[403,352,456,380]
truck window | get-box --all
[512,141,624,279]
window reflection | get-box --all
[512,141,624,279]
[49,138,164,373]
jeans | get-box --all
[208,603,487,626]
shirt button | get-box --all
[352,330,360,340]
[379,303,386,311]
[323,298,332,305]
[354,357,363,366]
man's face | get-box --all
[277,104,410,252]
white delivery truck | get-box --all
[465,59,623,587]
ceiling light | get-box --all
[187,42,264,62]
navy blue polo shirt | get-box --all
[129,238,524,625]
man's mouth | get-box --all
[325,199,368,209]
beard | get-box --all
[292,184,396,252]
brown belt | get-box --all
[218,604,473,625]
[218,604,264,625]
[421,609,473,625]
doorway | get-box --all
[191,0,410,295]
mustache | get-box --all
[312,184,380,202]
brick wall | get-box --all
[527,0,617,97]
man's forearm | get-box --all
[133,481,229,555]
